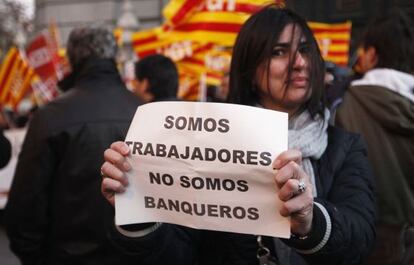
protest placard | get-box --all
[116,101,289,237]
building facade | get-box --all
[34,0,169,45]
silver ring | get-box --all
[298,180,306,194]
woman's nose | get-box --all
[293,51,307,68]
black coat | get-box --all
[109,126,376,265]
[5,58,142,265]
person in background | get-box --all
[5,26,141,265]
[100,5,375,265]
[323,61,362,125]
[134,54,179,102]
[324,62,349,108]
[336,10,414,265]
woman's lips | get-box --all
[290,77,308,87]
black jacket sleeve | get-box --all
[0,129,11,168]
[108,224,201,265]
[286,131,376,265]
[108,224,242,265]
[5,111,55,265]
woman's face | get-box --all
[256,23,311,115]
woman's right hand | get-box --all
[101,141,131,207]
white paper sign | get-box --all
[0,128,27,209]
[116,101,289,238]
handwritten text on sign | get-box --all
[116,102,289,238]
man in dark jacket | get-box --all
[5,26,141,265]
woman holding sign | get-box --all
[101,4,375,265]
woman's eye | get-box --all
[272,49,285,57]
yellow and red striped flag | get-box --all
[132,1,283,58]
[163,0,278,46]
[164,0,283,28]
[177,71,201,100]
[177,44,231,86]
[163,0,204,27]
[0,47,20,104]
[0,47,36,109]
[308,21,352,66]
[7,68,36,110]
[131,27,170,58]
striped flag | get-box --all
[0,47,36,109]
[309,21,352,66]
[7,68,36,110]
[132,1,282,58]
[0,47,19,105]
[164,0,282,28]
[175,45,231,100]
[132,27,173,59]
[163,0,277,46]
[177,71,201,100]
[168,11,249,46]
[163,0,204,27]
[177,44,231,85]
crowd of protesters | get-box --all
[0,3,413,265]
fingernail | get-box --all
[122,144,130,154]
[123,162,131,171]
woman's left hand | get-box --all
[273,149,313,236]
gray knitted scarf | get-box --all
[288,108,330,197]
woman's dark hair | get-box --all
[360,9,414,73]
[227,5,325,117]
[135,54,179,100]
